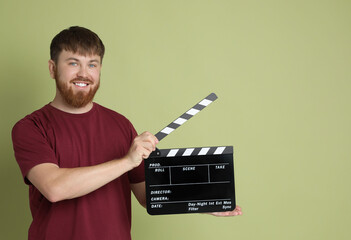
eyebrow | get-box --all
[65,57,101,64]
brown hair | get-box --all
[50,26,105,63]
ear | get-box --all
[48,59,56,79]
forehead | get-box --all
[58,50,101,63]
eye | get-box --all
[89,64,97,68]
[69,62,78,66]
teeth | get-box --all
[74,83,88,87]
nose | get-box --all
[77,65,88,78]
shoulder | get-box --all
[12,105,52,137]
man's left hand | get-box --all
[207,205,243,217]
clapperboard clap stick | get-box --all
[145,93,236,215]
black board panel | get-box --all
[145,146,235,215]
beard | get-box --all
[54,70,100,108]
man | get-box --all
[12,26,242,240]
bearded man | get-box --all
[12,26,242,240]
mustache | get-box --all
[70,77,94,84]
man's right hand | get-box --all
[125,131,159,168]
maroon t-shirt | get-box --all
[12,103,144,240]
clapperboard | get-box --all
[145,93,235,215]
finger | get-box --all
[140,131,153,139]
[142,149,152,159]
[234,209,243,215]
[137,133,157,150]
[134,137,154,150]
[140,141,155,153]
[208,207,243,217]
[209,211,237,217]
[141,132,159,145]
[153,134,159,144]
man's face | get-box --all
[50,50,102,108]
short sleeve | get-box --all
[128,161,145,183]
[12,118,57,185]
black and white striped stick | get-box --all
[154,93,218,142]
[156,146,233,158]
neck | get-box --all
[51,93,94,114]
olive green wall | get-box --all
[1,0,350,239]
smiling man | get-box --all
[12,26,241,240]
[12,26,159,240]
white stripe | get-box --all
[161,127,175,134]
[214,147,226,155]
[183,148,195,156]
[199,99,212,106]
[174,117,187,125]
[186,108,200,116]
[198,148,210,155]
[167,149,179,157]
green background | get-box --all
[1,0,350,239]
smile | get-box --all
[74,82,89,87]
